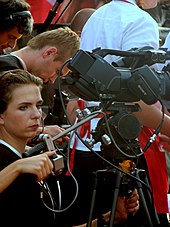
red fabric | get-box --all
[26,0,56,23]
[66,100,103,176]
[27,0,98,24]
[66,99,90,176]
[138,126,169,213]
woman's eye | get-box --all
[19,106,27,111]
[37,105,42,110]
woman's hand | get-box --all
[19,151,56,181]
[38,125,70,145]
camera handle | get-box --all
[86,168,159,227]
[40,134,65,175]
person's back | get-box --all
[81,0,159,63]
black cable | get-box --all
[143,99,165,152]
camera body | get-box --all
[64,48,170,106]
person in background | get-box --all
[0,0,33,53]
[65,0,170,226]
[0,69,57,226]
[155,30,170,215]
[70,8,96,37]
[54,0,98,24]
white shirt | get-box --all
[156,31,170,71]
[80,0,159,64]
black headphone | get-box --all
[1,10,33,34]
[3,11,32,22]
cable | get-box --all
[143,99,165,152]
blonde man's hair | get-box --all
[27,26,80,60]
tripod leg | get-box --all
[108,171,122,227]
[142,170,160,225]
[87,171,98,227]
[87,169,122,227]
[135,169,160,227]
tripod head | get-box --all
[84,102,142,164]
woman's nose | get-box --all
[32,107,42,119]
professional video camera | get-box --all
[63,47,170,106]
[58,46,170,173]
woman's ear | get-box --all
[42,47,58,58]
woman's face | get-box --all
[0,84,43,142]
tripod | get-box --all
[86,166,160,227]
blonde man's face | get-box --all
[31,55,70,84]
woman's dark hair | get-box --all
[0,69,43,113]
[0,0,33,35]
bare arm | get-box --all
[67,99,170,138]
[134,101,170,137]
[66,99,79,125]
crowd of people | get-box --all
[1,0,170,227]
